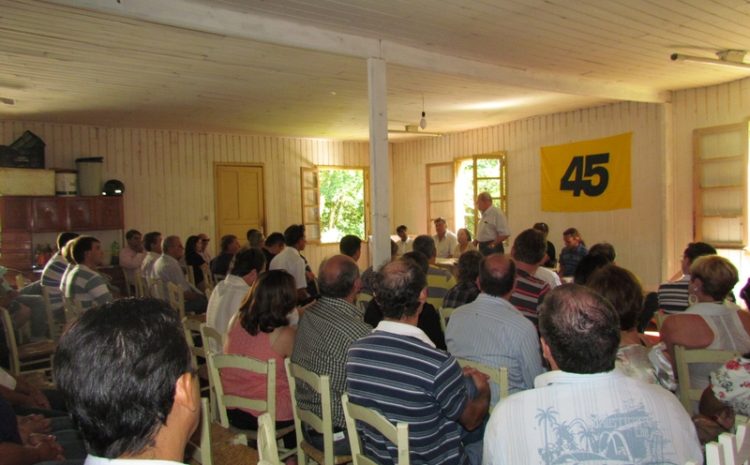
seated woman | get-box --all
[661,255,750,393]
[222,270,297,447]
[185,235,207,292]
[586,264,658,384]
[452,228,476,258]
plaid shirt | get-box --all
[442,281,480,309]
[290,297,371,428]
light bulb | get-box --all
[419,111,427,130]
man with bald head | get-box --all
[446,254,544,407]
[483,284,702,465]
[475,192,509,255]
[291,255,371,455]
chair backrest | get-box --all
[356,293,373,313]
[186,265,196,287]
[455,357,508,408]
[206,352,276,428]
[63,298,84,324]
[187,398,213,465]
[258,412,282,465]
[0,306,21,376]
[122,269,133,297]
[183,318,206,366]
[201,324,225,356]
[675,345,738,412]
[286,358,339,465]
[438,307,455,333]
[133,270,148,298]
[147,277,164,300]
[342,393,409,465]
[202,265,215,293]
[166,282,186,320]
[656,311,668,331]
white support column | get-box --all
[367,57,391,270]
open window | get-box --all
[301,166,370,244]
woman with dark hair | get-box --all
[586,264,656,384]
[185,235,207,291]
[222,270,297,445]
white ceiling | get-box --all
[1,0,749,140]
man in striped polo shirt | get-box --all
[508,228,551,325]
[63,236,113,311]
[346,258,489,465]
[657,241,716,313]
[42,232,79,320]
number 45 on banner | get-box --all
[540,132,632,212]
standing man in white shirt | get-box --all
[270,224,312,304]
[119,229,146,292]
[483,284,703,465]
[432,217,458,258]
[475,192,509,255]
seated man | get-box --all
[62,236,113,311]
[246,228,265,249]
[118,229,145,290]
[262,232,285,270]
[206,248,265,348]
[54,298,200,465]
[658,241,716,313]
[210,234,241,278]
[412,235,456,308]
[442,250,482,309]
[292,255,372,455]
[0,393,71,465]
[483,284,703,465]
[508,229,550,323]
[347,258,489,465]
[154,235,207,313]
[339,235,362,263]
[270,225,312,303]
[139,231,162,280]
[432,217,458,259]
[446,254,544,406]
[395,225,412,256]
[41,232,79,320]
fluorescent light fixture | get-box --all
[670,51,750,70]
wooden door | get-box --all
[214,164,265,242]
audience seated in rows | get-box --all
[291,255,371,455]
[54,298,200,465]
[346,257,490,465]
[222,270,296,448]
[658,241,717,313]
[139,231,162,279]
[154,235,207,313]
[205,247,266,351]
[508,229,550,323]
[62,236,113,311]
[365,251,445,350]
[483,284,703,465]
[210,234,241,278]
[447,254,544,407]
[442,250,482,309]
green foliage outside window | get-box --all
[319,168,365,243]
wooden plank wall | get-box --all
[0,120,370,271]
[671,76,750,300]
[391,101,668,289]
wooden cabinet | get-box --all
[66,197,96,230]
[0,197,31,230]
[32,197,66,232]
[95,197,123,230]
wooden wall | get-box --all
[0,120,370,271]
[391,102,669,289]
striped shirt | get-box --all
[63,264,113,310]
[657,276,690,313]
[426,265,456,308]
[291,297,371,428]
[346,322,468,465]
[509,268,550,322]
[41,252,68,311]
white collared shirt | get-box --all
[373,320,436,348]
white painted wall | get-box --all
[391,102,669,289]
[0,120,370,272]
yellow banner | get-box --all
[540,132,632,212]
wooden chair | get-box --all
[62,297,84,324]
[40,286,63,341]
[122,269,134,297]
[258,412,283,465]
[342,393,409,465]
[205,352,295,459]
[133,270,148,298]
[186,265,196,288]
[438,307,455,333]
[202,265,215,294]
[356,293,373,313]
[166,282,186,320]
[200,324,225,357]
[455,357,509,409]
[147,277,164,300]
[692,420,750,465]
[0,307,56,378]
[183,318,211,397]
[675,345,738,413]
[285,358,352,465]
[187,398,213,465]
